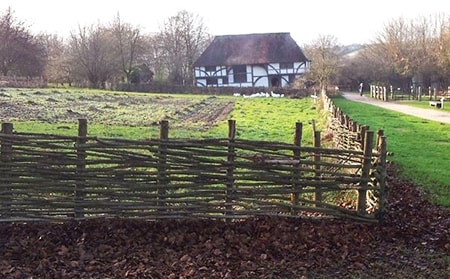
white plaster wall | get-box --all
[294,62,308,73]
[268,63,279,75]
[252,65,268,87]
[252,65,267,76]
[197,78,206,86]
[281,76,289,87]
[254,77,268,87]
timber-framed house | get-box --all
[193,33,310,88]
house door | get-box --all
[271,77,280,87]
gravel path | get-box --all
[342,92,450,124]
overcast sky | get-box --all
[1,0,449,45]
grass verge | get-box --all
[332,96,450,207]
[401,99,450,113]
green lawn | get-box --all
[332,96,450,207]
[209,96,322,145]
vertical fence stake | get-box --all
[226,120,236,218]
[291,122,302,214]
[314,131,322,205]
[75,119,87,218]
[344,115,350,129]
[351,121,357,132]
[1,123,13,218]
[358,130,374,214]
[360,125,368,149]
[377,136,387,220]
[376,129,384,149]
[157,120,169,214]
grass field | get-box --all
[0,88,322,144]
[332,96,450,207]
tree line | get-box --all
[1,7,449,92]
[0,8,210,88]
[305,14,450,93]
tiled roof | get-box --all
[194,32,309,67]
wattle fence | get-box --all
[0,97,387,222]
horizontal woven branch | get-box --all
[0,116,387,222]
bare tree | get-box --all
[365,15,446,90]
[303,35,341,93]
[0,7,46,77]
[39,34,70,84]
[68,24,117,88]
[158,10,211,85]
[435,16,450,84]
[337,46,372,91]
[144,33,169,82]
[110,14,145,84]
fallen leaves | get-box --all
[0,164,448,278]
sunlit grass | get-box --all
[210,96,321,145]
[332,96,450,206]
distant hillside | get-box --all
[339,44,366,57]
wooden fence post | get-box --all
[314,131,322,204]
[340,111,346,126]
[377,135,387,220]
[376,129,384,150]
[351,121,357,132]
[157,120,169,213]
[310,119,316,133]
[344,115,350,129]
[360,125,368,150]
[226,120,236,217]
[358,130,374,214]
[1,123,13,218]
[75,119,87,218]
[291,122,302,214]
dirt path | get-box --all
[342,92,450,124]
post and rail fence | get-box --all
[369,84,450,103]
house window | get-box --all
[205,66,216,72]
[280,62,293,70]
[206,77,218,85]
[222,77,228,84]
[233,65,247,83]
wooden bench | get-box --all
[429,97,445,109]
